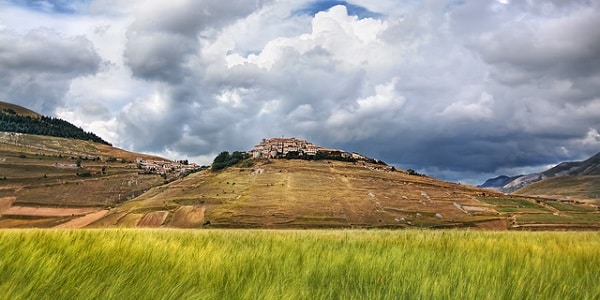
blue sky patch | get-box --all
[294,1,382,19]
[10,0,90,14]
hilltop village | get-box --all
[250,137,349,159]
[136,158,203,176]
[249,137,388,166]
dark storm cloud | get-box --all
[124,0,268,83]
[118,0,273,155]
[4,0,598,184]
[0,28,101,114]
[115,1,600,183]
[337,0,600,183]
[117,0,600,184]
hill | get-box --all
[1,128,598,229]
[481,151,600,195]
[479,175,521,189]
[92,157,599,230]
[0,101,40,118]
[0,132,200,228]
[512,152,600,201]
[0,101,110,145]
[514,175,600,203]
[542,152,600,177]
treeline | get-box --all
[0,110,111,145]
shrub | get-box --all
[76,171,92,177]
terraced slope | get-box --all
[95,159,599,230]
[0,133,171,228]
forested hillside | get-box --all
[0,105,110,145]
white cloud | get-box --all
[226,5,388,70]
[438,91,494,121]
[582,128,600,145]
[326,78,405,141]
[2,0,600,184]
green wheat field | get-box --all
[1,229,599,299]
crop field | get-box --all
[0,229,598,299]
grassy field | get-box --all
[0,229,599,299]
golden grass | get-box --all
[0,229,598,299]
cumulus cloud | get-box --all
[0,27,101,114]
[124,0,266,82]
[2,0,600,183]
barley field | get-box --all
[0,229,598,299]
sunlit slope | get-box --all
[0,101,41,118]
[514,175,600,204]
[101,159,509,229]
[0,133,168,228]
[513,152,600,204]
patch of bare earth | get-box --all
[54,210,109,229]
[137,211,169,227]
[0,196,15,214]
[168,206,205,228]
[474,219,509,230]
[1,206,97,217]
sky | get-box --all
[1,0,599,185]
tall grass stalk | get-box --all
[0,229,598,299]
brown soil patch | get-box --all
[0,216,72,228]
[168,206,205,228]
[54,210,109,229]
[0,196,15,213]
[137,211,169,227]
[473,218,509,230]
[1,206,97,217]
[114,213,145,227]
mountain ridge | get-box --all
[480,151,600,195]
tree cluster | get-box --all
[0,111,111,145]
[211,151,249,171]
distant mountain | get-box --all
[479,175,522,189]
[481,151,600,195]
[0,101,110,145]
[542,152,600,177]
